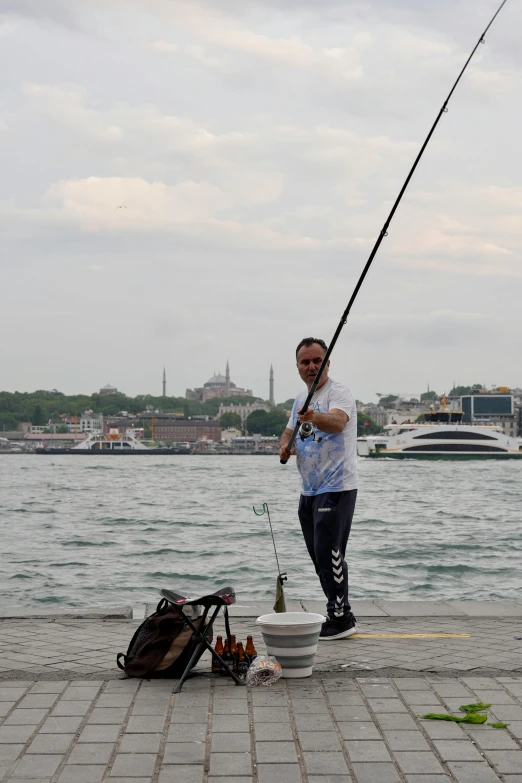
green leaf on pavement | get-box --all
[423,713,461,722]
[462,713,489,724]
[489,722,509,729]
[459,702,491,714]
[423,713,488,724]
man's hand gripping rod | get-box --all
[280,0,508,465]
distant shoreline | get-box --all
[0,450,277,456]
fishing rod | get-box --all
[253,503,287,584]
[253,502,287,611]
[281,0,509,465]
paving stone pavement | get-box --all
[1,614,521,680]
[1,607,521,781]
[0,673,521,782]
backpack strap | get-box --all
[223,605,233,652]
[116,653,127,671]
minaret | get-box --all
[225,361,230,397]
[162,367,166,398]
[269,364,275,406]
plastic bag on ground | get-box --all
[246,656,282,687]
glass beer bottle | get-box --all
[245,635,257,664]
[237,642,249,677]
[222,638,232,675]
[212,635,224,674]
[230,635,238,672]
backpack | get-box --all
[116,597,212,678]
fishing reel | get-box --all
[299,421,316,441]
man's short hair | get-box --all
[296,337,328,359]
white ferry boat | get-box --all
[358,399,522,460]
[72,430,150,452]
[36,428,154,454]
[36,428,195,455]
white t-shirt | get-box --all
[287,377,358,497]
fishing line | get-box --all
[253,503,287,585]
[281,0,509,464]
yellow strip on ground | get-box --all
[352,633,471,639]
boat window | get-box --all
[403,443,506,453]
[412,430,497,441]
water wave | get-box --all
[1,455,521,607]
[9,573,43,580]
[62,540,117,547]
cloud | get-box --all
[8,81,421,246]
[1,0,521,400]
[0,21,17,37]
[42,176,228,230]
[352,309,494,346]
[122,0,513,103]
[4,80,520,270]
[151,40,179,53]
[0,0,93,32]
[183,44,223,69]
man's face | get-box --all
[296,343,330,389]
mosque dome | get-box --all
[204,373,236,389]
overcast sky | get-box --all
[1,0,521,403]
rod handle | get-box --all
[280,457,288,465]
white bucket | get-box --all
[256,612,325,678]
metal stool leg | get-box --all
[173,642,205,694]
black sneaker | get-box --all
[319,613,357,641]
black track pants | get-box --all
[298,489,357,619]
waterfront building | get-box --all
[44,412,104,435]
[361,405,388,428]
[220,428,242,443]
[152,419,221,443]
[516,401,522,436]
[102,413,137,435]
[461,390,513,422]
[185,362,253,402]
[460,389,518,436]
[0,424,31,440]
[218,401,270,425]
[231,435,279,453]
[387,406,426,425]
[500,417,518,438]
[78,411,103,433]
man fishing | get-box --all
[279,338,358,640]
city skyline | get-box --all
[2,372,521,408]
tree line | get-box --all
[0,389,261,431]
[227,409,382,437]
[1,388,382,437]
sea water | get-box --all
[0,455,520,609]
